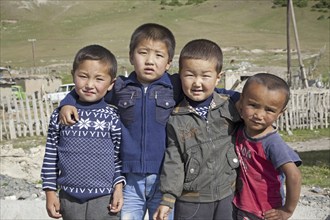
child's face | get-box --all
[239,81,286,138]
[180,58,221,102]
[130,39,171,84]
[72,60,113,103]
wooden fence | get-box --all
[1,89,329,141]
[277,89,329,131]
[0,94,57,141]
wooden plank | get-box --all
[25,96,34,136]
[13,99,22,137]
[1,103,9,140]
[6,97,17,140]
[31,95,41,136]
[19,98,28,136]
[38,93,47,136]
[0,119,3,141]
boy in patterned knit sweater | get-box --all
[41,45,125,219]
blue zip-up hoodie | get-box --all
[60,71,239,174]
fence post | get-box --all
[32,95,41,136]
[19,99,28,136]
[25,96,34,136]
[5,97,17,140]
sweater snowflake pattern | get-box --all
[41,99,124,202]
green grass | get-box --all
[0,0,329,82]
[298,150,330,188]
[280,128,330,188]
[279,128,330,142]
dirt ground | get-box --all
[0,138,329,220]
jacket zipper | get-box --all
[142,86,147,172]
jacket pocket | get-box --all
[183,146,202,191]
[117,97,136,126]
[155,96,175,125]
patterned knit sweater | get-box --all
[41,99,125,202]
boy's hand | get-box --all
[263,208,291,220]
[153,205,171,220]
[59,105,79,125]
[45,190,62,219]
[108,183,123,213]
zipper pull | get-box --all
[206,120,210,132]
[155,91,158,99]
[130,91,135,99]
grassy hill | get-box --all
[0,0,329,82]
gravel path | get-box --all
[0,138,329,220]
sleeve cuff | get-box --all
[160,194,176,209]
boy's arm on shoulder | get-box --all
[59,89,79,108]
[215,88,240,103]
[169,73,184,103]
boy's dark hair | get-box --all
[129,23,176,62]
[179,39,223,73]
[243,73,290,109]
[72,44,117,80]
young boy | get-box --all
[59,23,239,220]
[41,44,125,219]
[153,39,241,220]
[233,73,302,220]
[59,23,178,220]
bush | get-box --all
[312,0,330,9]
[273,0,308,8]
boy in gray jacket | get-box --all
[153,39,241,220]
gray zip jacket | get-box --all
[160,92,241,208]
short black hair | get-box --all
[129,23,176,62]
[179,39,223,73]
[243,73,290,109]
[72,44,117,80]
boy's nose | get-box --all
[193,78,202,87]
[85,80,94,88]
[145,54,154,65]
[253,110,265,119]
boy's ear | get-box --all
[107,77,116,91]
[165,60,172,71]
[215,71,223,85]
[129,52,134,65]
[71,70,75,82]
[277,107,287,119]
[236,96,243,116]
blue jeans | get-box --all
[121,173,174,220]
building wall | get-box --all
[15,77,62,97]
[0,84,14,101]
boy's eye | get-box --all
[156,53,164,58]
[266,108,276,113]
[183,72,194,77]
[203,75,212,78]
[138,50,147,55]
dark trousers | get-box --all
[174,193,234,220]
[59,190,120,220]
